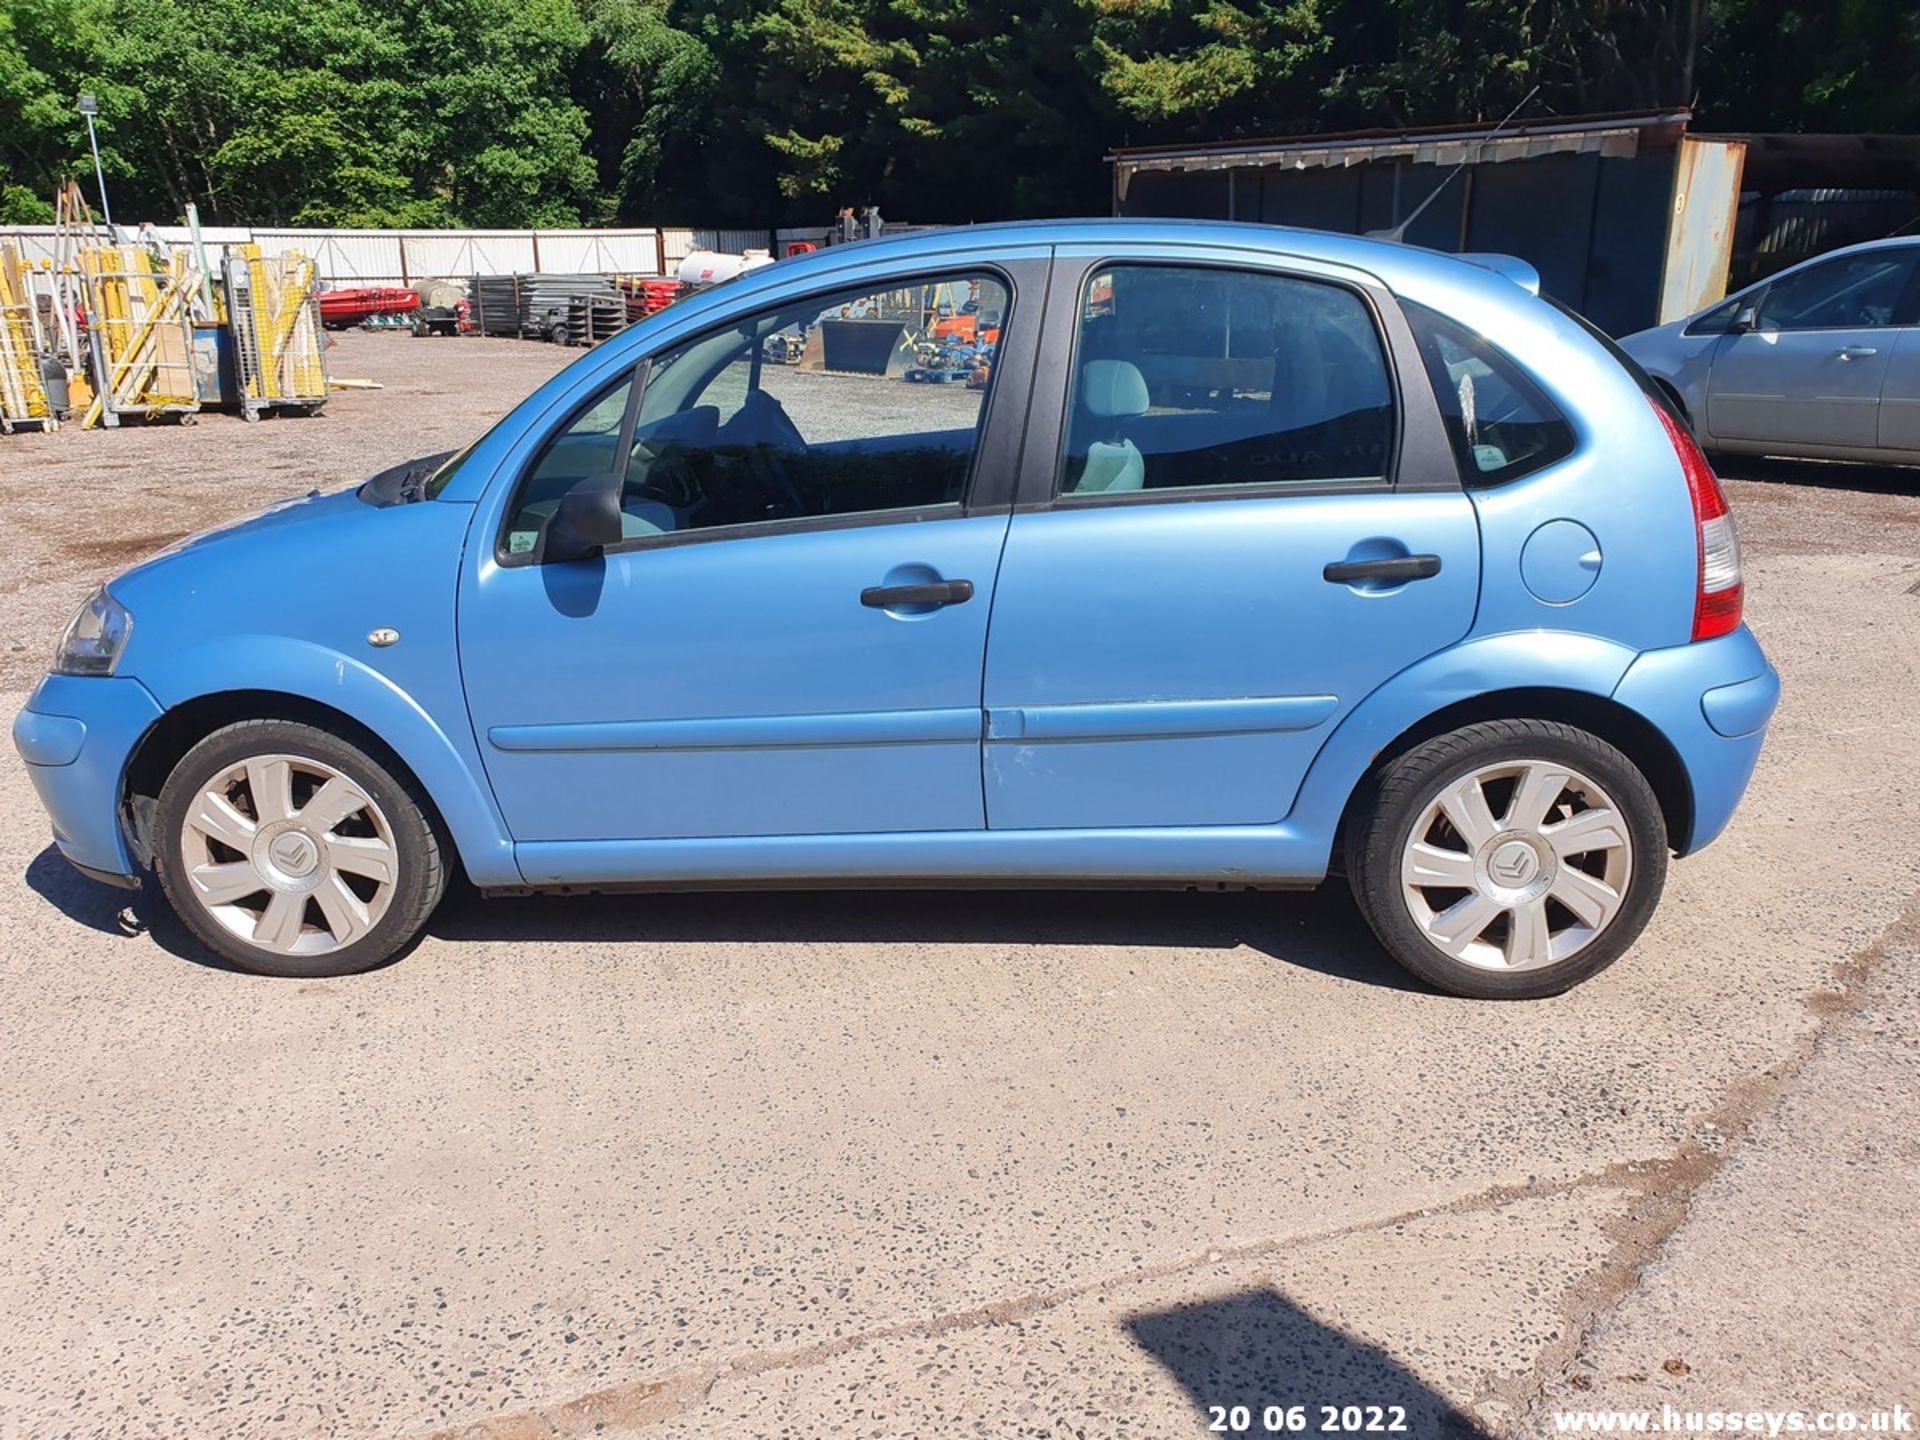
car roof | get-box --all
[771,217,1528,300]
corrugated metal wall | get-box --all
[1731,189,1920,287]
[0,225,700,285]
[660,228,774,264]
[1120,151,1685,335]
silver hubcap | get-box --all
[1399,759,1632,973]
[178,754,398,956]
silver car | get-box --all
[1620,237,1920,463]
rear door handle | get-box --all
[1323,554,1442,585]
[861,579,975,608]
[1838,345,1879,360]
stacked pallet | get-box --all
[468,273,627,342]
[469,274,527,336]
[562,292,627,346]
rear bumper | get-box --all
[1611,625,1780,855]
[12,674,164,883]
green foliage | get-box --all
[1085,0,1331,132]
[1700,0,1920,132]
[0,0,596,227]
[0,0,1911,231]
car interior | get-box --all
[504,278,1004,555]
[1061,267,1397,495]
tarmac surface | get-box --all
[1,332,1915,1438]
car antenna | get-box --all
[1367,85,1542,244]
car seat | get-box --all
[1074,359,1150,493]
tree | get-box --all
[6,0,1917,234]
[0,0,598,228]
[1699,0,1920,132]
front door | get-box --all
[982,258,1482,830]
[1706,246,1917,450]
[459,261,1038,844]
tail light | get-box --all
[1651,400,1743,642]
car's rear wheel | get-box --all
[153,720,446,977]
[1346,719,1667,999]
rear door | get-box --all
[1706,246,1916,450]
[981,252,1480,831]
[1874,267,1920,453]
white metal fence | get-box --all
[0,224,777,287]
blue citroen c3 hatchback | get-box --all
[13,221,1779,997]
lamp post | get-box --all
[75,93,113,230]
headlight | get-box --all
[53,587,134,677]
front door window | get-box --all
[503,273,1010,556]
[1757,251,1916,331]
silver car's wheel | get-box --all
[1398,760,1632,972]
[154,719,446,977]
[179,753,399,956]
[1347,719,1667,999]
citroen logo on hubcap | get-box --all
[269,831,319,878]
[1489,841,1537,885]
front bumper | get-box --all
[1611,625,1780,855]
[12,674,164,883]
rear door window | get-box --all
[1058,265,1396,497]
[1402,300,1575,487]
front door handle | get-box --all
[1323,554,1442,585]
[861,579,975,608]
[1838,345,1880,360]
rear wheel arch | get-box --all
[1339,687,1694,857]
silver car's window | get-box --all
[1684,296,1746,337]
[1757,251,1916,331]
[1058,265,1395,497]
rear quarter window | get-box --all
[1401,300,1575,488]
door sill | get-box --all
[509,824,1329,889]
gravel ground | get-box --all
[1,330,1916,1439]
[1,333,573,688]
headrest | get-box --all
[1081,359,1149,420]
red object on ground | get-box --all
[318,287,421,328]
[622,277,683,321]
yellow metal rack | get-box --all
[79,244,202,427]
[0,243,55,433]
[223,246,327,421]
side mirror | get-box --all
[535,472,623,564]
[1729,303,1759,334]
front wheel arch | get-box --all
[124,690,461,882]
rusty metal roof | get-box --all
[1108,108,1693,175]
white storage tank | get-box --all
[676,248,775,288]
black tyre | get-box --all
[1346,719,1667,999]
[152,720,447,978]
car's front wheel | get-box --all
[153,720,446,977]
[1346,719,1667,999]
